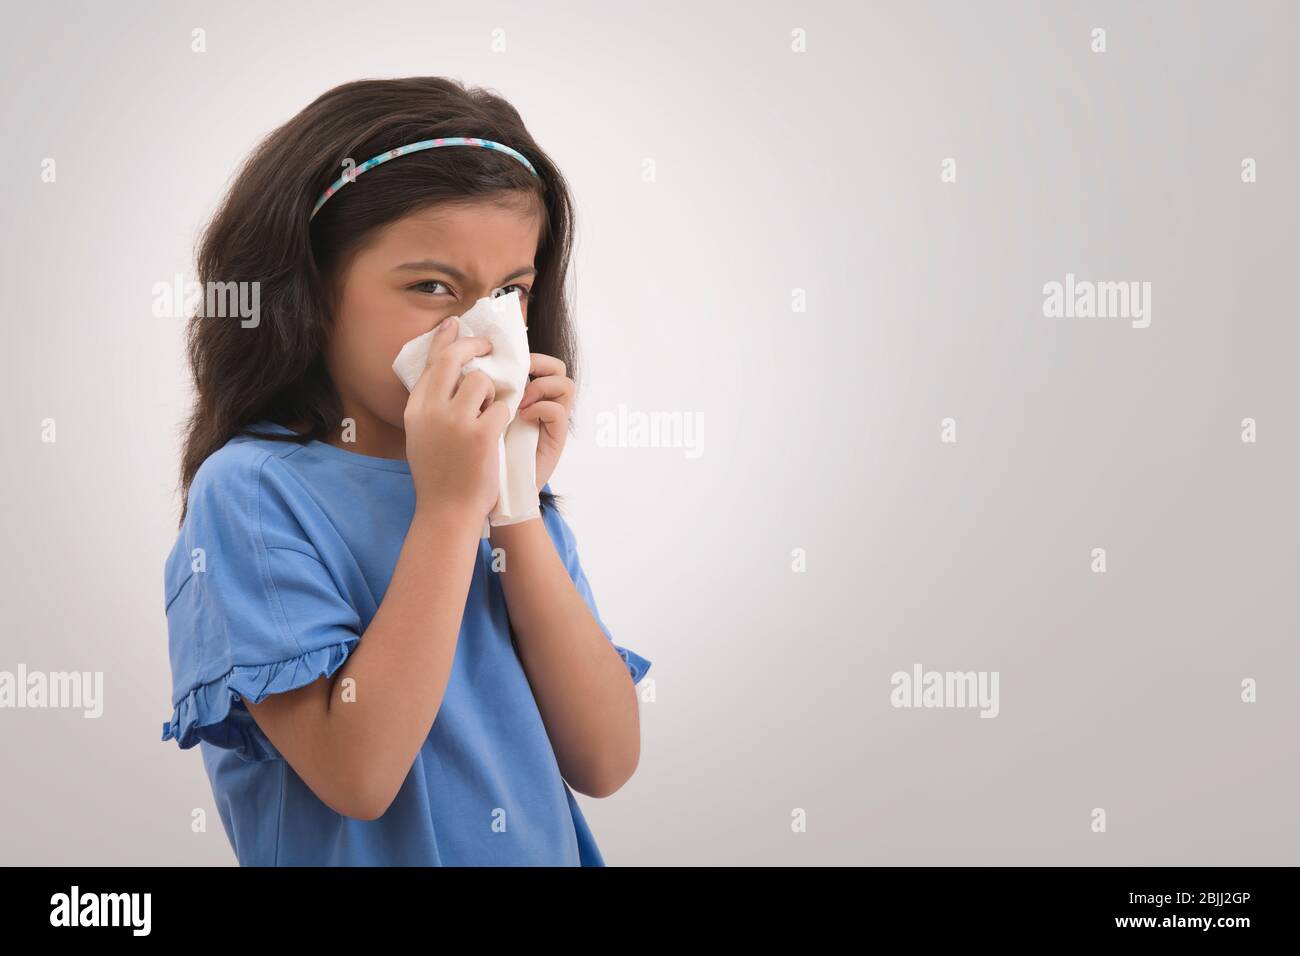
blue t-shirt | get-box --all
[159,420,650,866]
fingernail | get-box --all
[437,316,456,333]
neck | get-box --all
[324,404,407,461]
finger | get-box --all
[478,396,512,437]
[426,333,493,401]
[517,399,569,437]
[424,315,458,365]
[528,353,566,379]
[517,374,575,413]
[451,368,496,417]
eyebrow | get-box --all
[393,259,537,284]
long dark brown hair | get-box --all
[178,77,577,524]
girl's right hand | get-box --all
[402,315,511,519]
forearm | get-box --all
[489,517,640,797]
[324,503,483,814]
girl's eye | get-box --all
[410,280,529,300]
[410,279,451,295]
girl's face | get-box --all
[323,196,541,445]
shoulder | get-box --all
[186,426,321,524]
[188,427,308,504]
[165,431,311,592]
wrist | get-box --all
[411,501,486,543]
[488,514,545,545]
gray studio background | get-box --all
[1,0,1296,865]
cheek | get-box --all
[365,330,421,410]
[343,341,417,429]
[329,292,425,423]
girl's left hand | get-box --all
[515,353,574,493]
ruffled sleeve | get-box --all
[161,446,362,762]
[540,485,652,685]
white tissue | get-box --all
[392,289,540,537]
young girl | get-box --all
[159,77,650,866]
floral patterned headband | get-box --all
[310,137,540,220]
